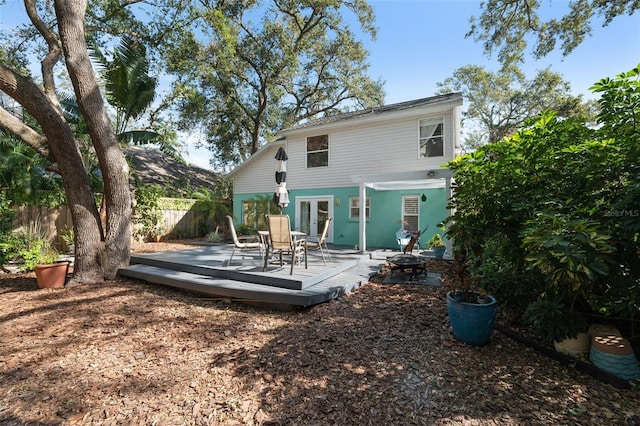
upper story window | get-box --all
[419,117,444,158]
[307,134,329,168]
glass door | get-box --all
[296,196,332,240]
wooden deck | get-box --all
[118,245,394,308]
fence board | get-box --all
[12,198,213,249]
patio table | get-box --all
[258,230,306,245]
[258,230,307,265]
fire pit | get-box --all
[386,254,430,281]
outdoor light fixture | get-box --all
[421,194,427,202]
[427,170,437,178]
[335,199,341,206]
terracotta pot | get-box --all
[35,261,70,289]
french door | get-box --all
[296,196,333,240]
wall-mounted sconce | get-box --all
[335,198,341,206]
[421,194,427,202]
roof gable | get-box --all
[281,92,462,134]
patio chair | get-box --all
[396,227,412,252]
[227,215,263,265]
[305,217,332,265]
[263,214,307,275]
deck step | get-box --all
[118,263,376,307]
[129,250,360,290]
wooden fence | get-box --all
[11,198,215,250]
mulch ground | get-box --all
[1,240,639,425]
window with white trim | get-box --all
[419,117,444,157]
[349,196,370,219]
[402,195,419,231]
[242,200,258,228]
[242,199,271,229]
[307,134,329,167]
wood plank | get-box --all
[129,246,362,290]
[119,264,364,307]
[118,246,384,307]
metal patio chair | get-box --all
[305,217,332,265]
[227,215,263,265]
[263,214,307,275]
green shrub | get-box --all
[3,230,59,271]
[206,228,223,243]
[0,193,16,269]
[446,65,640,341]
[134,184,166,241]
[234,224,254,236]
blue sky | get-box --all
[186,0,639,169]
[362,0,640,104]
[2,1,639,170]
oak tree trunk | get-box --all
[0,64,104,283]
[55,0,132,279]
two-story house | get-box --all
[228,92,463,252]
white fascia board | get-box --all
[279,98,463,138]
[351,168,454,184]
[226,138,286,178]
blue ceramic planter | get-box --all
[432,246,446,259]
[447,291,497,346]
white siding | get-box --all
[233,144,282,194]
[231,96,462,193]
[285,110,457,190]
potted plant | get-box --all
[426,233,446,259]
[35,256,70,289]
[444,252,497,346]
[27,237,69,288]
[22,238,70,289]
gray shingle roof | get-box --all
[283,92,462,132]
[124,146,219,193]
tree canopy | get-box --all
[469,0,639,67]
[437,65,597,150]
[168,0,385,169]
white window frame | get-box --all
[419,116,444,158]
[349,196,370,219]
[402,194,419,231]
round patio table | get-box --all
[386,254,430,281]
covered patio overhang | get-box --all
[350,168,455,253]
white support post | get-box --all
[359,182,367,253]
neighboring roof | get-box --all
[280,92,463,134]
[124,146,220,192]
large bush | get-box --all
[446,65,640,343]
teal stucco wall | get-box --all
[232,186,448,250]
